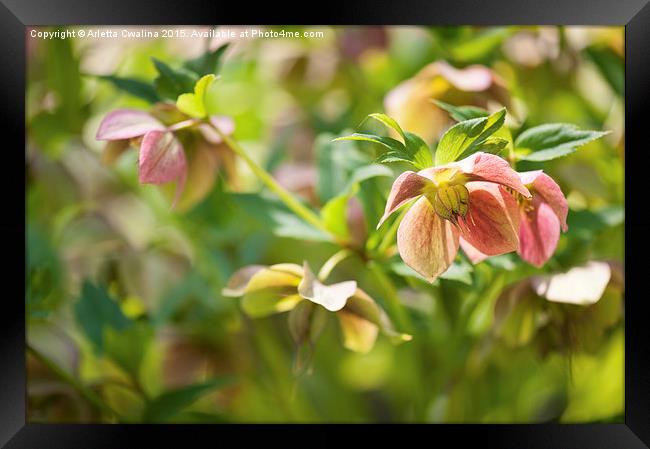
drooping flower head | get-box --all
[96,108,234,209]
[223,262,410,353]
[379,152,531,281]
[514,170,568,267]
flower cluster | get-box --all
[380,151,569,280]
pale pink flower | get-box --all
[515,170,568,267]
[460,170,568,267]
[379,152,530,281]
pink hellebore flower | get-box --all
[515,170,568,267]
[96,109,234,206]
[379,152,531,281]
[96,109,186,188]
[460,170,568,268]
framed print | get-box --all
[2,0,650,447]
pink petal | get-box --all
[532,172,568,232]
[517,196,561,267]
[458,182,520,256]
[96,109,165,140]
[456,152,531,198]
[378,171,431,228]
[436,61,493,92]
[397,197,459,281]
[459,238,488,264]
[138,130,187,185]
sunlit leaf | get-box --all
[514,123,609,162]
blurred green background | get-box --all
[26,25,624,423]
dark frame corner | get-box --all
[3,0,649,447]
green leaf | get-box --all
[334,133,406,154]
[433,100,489,121]
[403,131,433,169]
[152,58,198,100]
[234,193,332,242]
[176,74,217,118]
[449,27,512,62]
[515,123,609,162]
[73,281,131,353]
[434,108,506,165]
[97,75,160,103]
[366,113,406,141]
[104,322,153,377]
[143,378,233,422]
[478,136,509,155]
[375,152,414,164]
[585,45,624,97]
[321,193,351,240]
[317,132,373,202]
[184,43,229,76]
[321,164,392,240]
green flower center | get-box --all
[424,183,470,224]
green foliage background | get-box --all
[26,26,624,423]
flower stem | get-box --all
[375,204,411,256]
[208,122,334,239]
[368,261,413,333]
[318,248,353,281]
[27,344,123,421]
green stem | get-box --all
[375,205,411,256]
[318,248,353,281]
[368,261,412,333]
[27,344,123,421]
[207,121,334,239]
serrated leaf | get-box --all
[152,58,198,100]
[97,75,160,103]
[184,43,229,76]
[176,74,217,118]
[366,113,406,141]
[433,100,489,121]
[334,133,406,154]
[375,153,413,164]
[479,136,509,155]
[515,123,609,162]
[404,131,433,169]
[435,108,506,165]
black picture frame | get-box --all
[2,0,648,447]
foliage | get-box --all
[26,25,624,424]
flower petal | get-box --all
[458,182,520,256]
[96,109,165,140]
[456,152,531,197]
[239,265,303,318]
[459,238,488,264]
[397,197,459,282]
[532,172,568,232]
[531,261,611,305]
[436,61,493,91]
[139,130,187,185]
[378,171,431,228]
[221,265,266,297]
[337,311,379,353]
[297,263,357,312]
[517,196,561,267]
